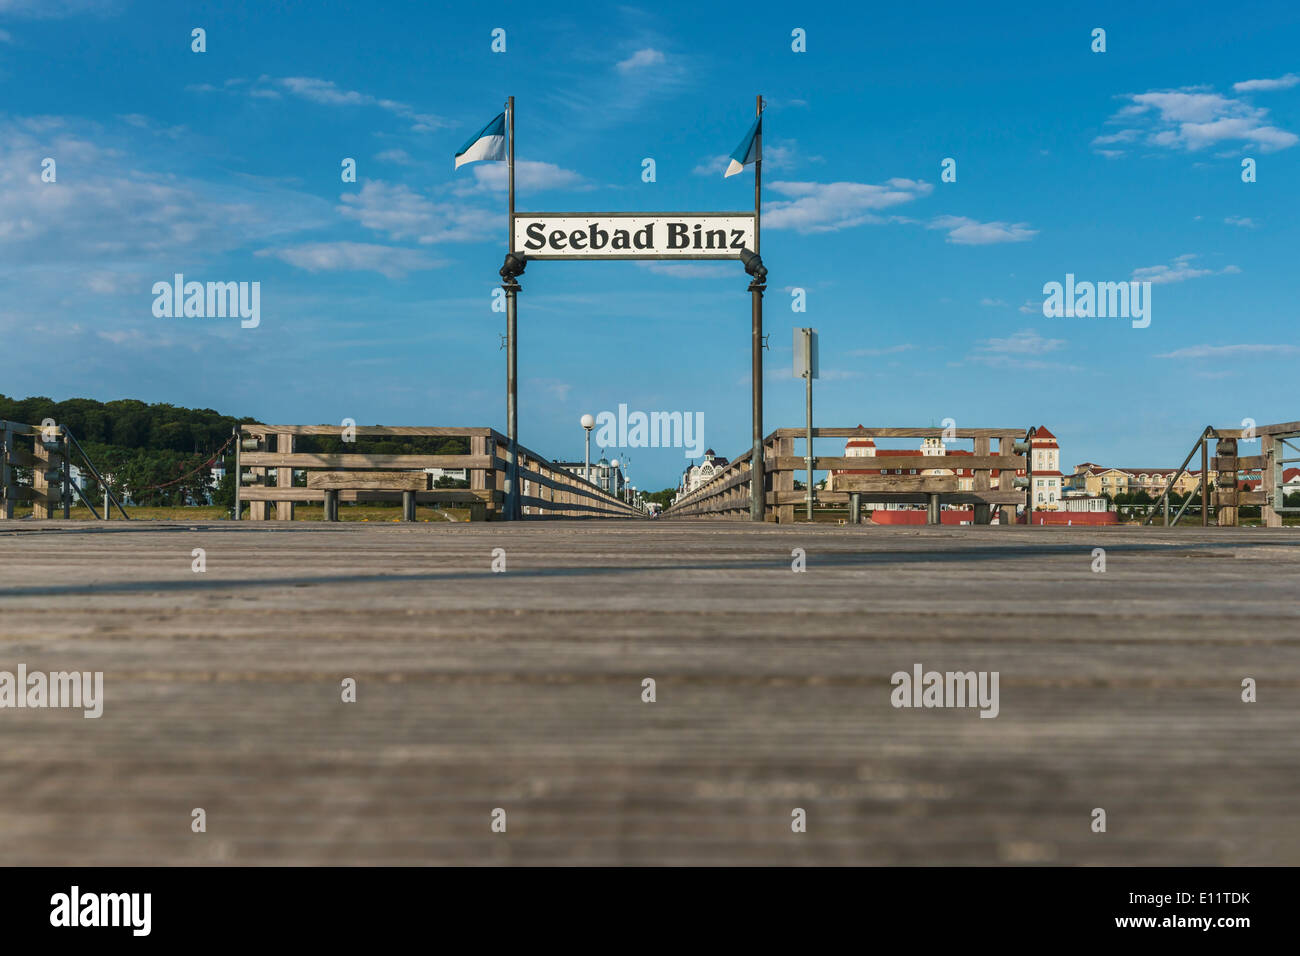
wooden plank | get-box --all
[778,455,1021,471]
[307,471,428,491]
[771,426,1024,439]
[1256,420,1300,437]
[0,486,58,502]
[835,475,959,493]
[6,522,1296,866]
[1217,455,1267,470]
[241,488,502,504]
[769,490,1025,506]
[241,453,491,470]
[243,425,493,438]
[4,448,38,468]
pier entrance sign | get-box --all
[513,212,756,260]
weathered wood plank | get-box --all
[243,425,493,437]
[241,453,491,470]
[835,475,959,492]
[772,427,1024,439]
[307,471,428,491]
[778,455,1022,471]
[1,521,1297,866]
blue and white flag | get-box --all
[454,112,506,169]
[724,116,761,177]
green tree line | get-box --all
[2,395,470,508]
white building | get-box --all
[680,448,728,495]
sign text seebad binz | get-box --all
[513,213,756,260]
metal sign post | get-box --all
[498,96,768,521]
[795,328,818,520]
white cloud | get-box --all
[765,178,933,233]
[693,155,729,176]
[1132,254,1240,284]
[847,344,915,357]
[0,0,114,16]
[375,149,414,166]
[636,262,732,278]
[1224,216,1256,227]
[617,48,666,72]
[977,329,1066,355]
[461,159,587,193]
[0,117,333,270]
[1233,73,1300,92]
[256,242,440,278]
[1101,87,1298,153]
[339,181,496,244]
[980,297,1008,307]
[528,378,573,401]
[1157,343,1300,359]
[928,215,1037,245]
[229,76,448,131]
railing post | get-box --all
[1261,434,1281,527]
[32,425,52,519]
[973,436,990,525]
[1215,435,1238,527]
[1,423,13,520]
[776,435,794,524]
[274,432,295,521]
[997,436,1017,526]
[233,425,241,521]
[61,430,71,518]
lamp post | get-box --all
[740,248,767,523]
[500,251,527,520]
[610,458,620,499]
[580,413,595,483]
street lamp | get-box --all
[610,458,620,498]
[580,413,595,482]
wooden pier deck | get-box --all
[1,520,1297,865]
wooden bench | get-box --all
[307,471,427,522]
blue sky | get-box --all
[2,0,1298,490]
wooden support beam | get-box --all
[1,425,12,520]
[274,433,295,521]
[778,455,1021,471]
[241,453,490,470]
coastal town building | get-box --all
[827,425,1067,511]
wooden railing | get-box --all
[665,426,1028,524]
[1,420,71,519]
[236,424,641,521]
[1203,420,1299,528]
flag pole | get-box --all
[505,95,520,519]
[508,95,516,252]
[750,93,766,522]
